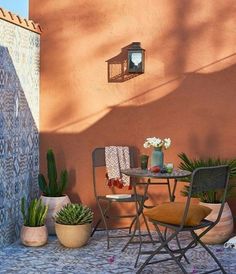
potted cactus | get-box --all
[20,197,48,247]
[38,149,70,234]
[54,203,93,248]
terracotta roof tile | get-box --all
[0,7,42,34]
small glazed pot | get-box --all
[41,195,71,235]
[55,222,91,248]
[20,225,48,247]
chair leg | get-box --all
[153,224,188,274]
[191,231,227,274]
[175,230,226,274]
[175,232,199,264]
[91,218,102,237]
[136,230,179,274]
[175,234,190,264]
[162,227,190,264]
[97,200,112,249]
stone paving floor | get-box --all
[0,230,236,274]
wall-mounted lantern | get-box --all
[128,42,145,73]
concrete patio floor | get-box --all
[0,230,235,274]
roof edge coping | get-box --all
[0,7,42,34]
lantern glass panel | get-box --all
[128,50,144,73]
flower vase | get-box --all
[151,148,164,167]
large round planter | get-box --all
[20,225,48,247]
[196,202,233,244]
[41,195,71,235]
[55,223,91,248]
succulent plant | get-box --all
[21,197,48,227]
[54,203,93,225]
[38,149,68,197]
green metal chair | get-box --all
[137,165,230,274]
[91,147,153,249]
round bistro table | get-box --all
[122,168,191,202]
[120,168,191,267]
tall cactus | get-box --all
[21,197,48,227]
[47,149,57,195]
[38,149,68,197]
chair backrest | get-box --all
[92,147,136,197]
[190,165,230,195]
[182,165,230,227]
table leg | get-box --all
[122,178,151,268]
[167,178,172,201]
[171,179,178,202]
[133,181,142,268]
[121,181,141,252]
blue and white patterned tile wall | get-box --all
[0,19,40,246]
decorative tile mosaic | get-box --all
[0,18,40,246]
[0,230,235,273]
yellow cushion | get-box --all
[144,202,212,226]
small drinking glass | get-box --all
[166,163,174,173]
[140,155,149,170]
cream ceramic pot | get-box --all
[55,223,91,248]
[41,195,71,235]
[20,225,48,247]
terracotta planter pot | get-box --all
[196,202,233,244]
[20,225,48,247]
[55,223,91,248]
[41,195,71,235]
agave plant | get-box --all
[21,197,48,227]
[38,149,68,197]
[54,203,93,225]
[178,152,236,203]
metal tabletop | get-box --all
[121,168,191,179]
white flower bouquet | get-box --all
[143,137,171,150]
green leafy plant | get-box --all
[21,197,48,227]
[38,149,68,197]
[54,204,93,225]
[178,152,236,203]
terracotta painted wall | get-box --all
[30,0,236,225]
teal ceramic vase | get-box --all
[151,148,164,167]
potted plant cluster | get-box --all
[20,197,48,247]
[38,149,70,234]
[54,203,93,248]
[179,152,236,244]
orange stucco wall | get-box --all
[30,0,236,225]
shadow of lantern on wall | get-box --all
[106,42,145,83]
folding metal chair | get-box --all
[91,147,152,249]
[137,165,230,274]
